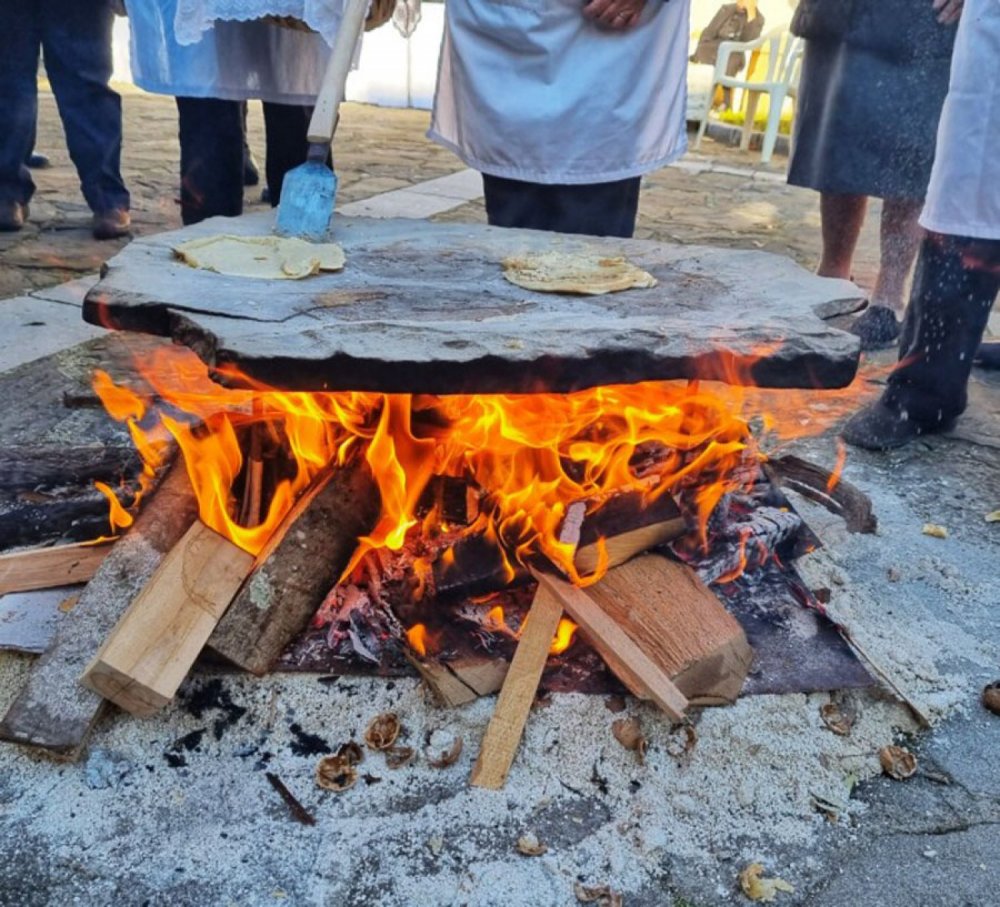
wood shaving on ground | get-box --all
[739,863,795,902]
[516,832,548,856]
[985,510,1000,523]
[922,523,948,539]
[501,251,657,295]
[573,882,623,906]
[172,234,345,280]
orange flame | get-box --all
[549,618,577,655]
[406,623,429,656]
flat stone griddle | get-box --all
[84,212,862,393]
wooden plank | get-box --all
[0,464,198,758]
[0,540,113,596]
[585,554,753,705]
[469,582,565,790]
[208,459,379,674]
[406,651,509,708]
[82,521,254,716]
[531,568,689,721]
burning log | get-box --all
[0,464,198,758]
[0,539,113,596]
[208,457,380,675]
[582,553,752,704]
[675,507,804,585]
[764,454,877,535]
[470,504,585,790]
[530,567,689,721]
[81,520,254,716]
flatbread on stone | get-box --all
[172,234,346,280]
[501,251,657,295]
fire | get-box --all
[549,618,577,655]
[406,623,429,656]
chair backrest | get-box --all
[759,30,803,88]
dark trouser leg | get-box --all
[0,3,40,205]
[842,233,1000,449]
[41,0,128,214]
[482,174,641,238]
[176,96,243,225]
[261,102,312,207]
[884,233,1000,426]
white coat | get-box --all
[920,0,1000,240]
[428,0,691,185]
[128,0,332,106]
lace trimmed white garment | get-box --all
[174,0,422,44]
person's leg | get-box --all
[817,192,867,279]
[40,0,129,219]
[176,96,243,225]
[483,175,641,238]
[261,102,312,207]
[0,2,40,225]
[842,233,1000,450]
[871,196,924,313]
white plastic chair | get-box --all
[693,29,804,164]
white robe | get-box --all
[428,0,691,185]
[920,0,1000,240]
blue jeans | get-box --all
[0,0,129,213]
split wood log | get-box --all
[406,652,509,708]
[82,520,254,716]
[764,455,877,534]
[530,568,689,721]
[583,554,753,704]
[0,464,198,758]
[0,540,113,596]
[208,458,380,674]
[469,582,565,790]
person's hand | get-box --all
[582,0,648,31]
[932,0,963,25]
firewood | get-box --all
[765,455,877,534]
[82,520,254,716]
[407,651,509,708]
[469,581,565,790]
[0,464,198,758]
[208,458,380,675]
[530,568,689,721]
[583,553,753,705]
[0,540,113,596]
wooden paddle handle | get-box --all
[306,0,370,145]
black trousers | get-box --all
[885,233,1000,426]
[176,97,313,225]
[481,174,641,238]
[0,0,128,213]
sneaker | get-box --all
[0,200,28,232]
[27,152,51,169]
[92,208,131,240]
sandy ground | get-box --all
[0,93,998,907]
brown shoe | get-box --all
[0,200,28,232]
[92,208,131,240]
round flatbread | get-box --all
[172,234,346,280]
[501,251,657,295]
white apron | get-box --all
[129,0,333,106]
[429,0,691,185]
[920,0,1000,240]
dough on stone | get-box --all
[172,235,346,280]
[501,251,657,295]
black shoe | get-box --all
[92,208,131,240]
[260,186,271,205]
[244,151,260,187]
[27,152,51,169]
[0,200,28,231]
[841,400,953,451]
[975,340,1000,370]
[849,305,901,351]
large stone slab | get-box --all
[83,212,862,393]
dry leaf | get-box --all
[922,523,948,539]
[573,882,624,906]
[364,712,401,751]
[984,510,1000,523]
[425,730,463,768]
[739,863,795,902]
[611,717,647,764]
[879,745,917,780]
[820,701,855,736]
[315,753,358,792]
[516,832,548,856]
[385,745,415,769]
[982,682,1000,716]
